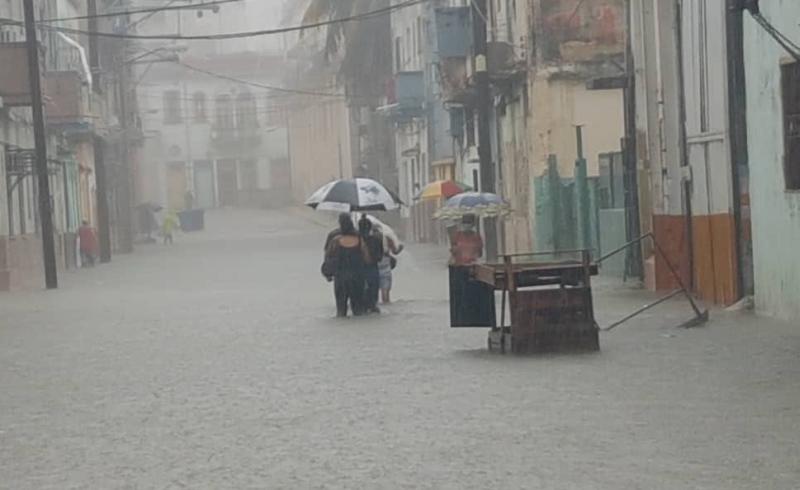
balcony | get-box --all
[44,71,94,135]
[432,8,474,104]
[0,42,33,106]
[434,7,472,60]
[210,125,263,149]
[487,42,527,81]
[383,71,425,122]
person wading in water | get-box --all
[324,214,370,317]
[358,215,384,314]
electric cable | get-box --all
[2,0,428,41]
[41,0,243,23]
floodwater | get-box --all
[1,209,798,489]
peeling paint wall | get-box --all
[521,74,624,253]
[743,0,800,320]
[540,0,625,63]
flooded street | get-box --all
[1,210,799,489]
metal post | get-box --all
[472,0,497,261]
[23,0,58,289]
[94,138,112,263]
[575,126,592,251]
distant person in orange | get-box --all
[78,220,98,267]
[449,215,483,266]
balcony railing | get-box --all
[210,125,263,146]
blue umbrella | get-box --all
[434,192,511,220]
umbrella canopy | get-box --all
[414,180,471,201]
[305,178,401,212]
[353,213,402,248]
[434,192,511,220]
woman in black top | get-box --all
[325,214,370,317]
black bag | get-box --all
[321,242,338,279]
[321,257,336,279]
[389,255,398,270]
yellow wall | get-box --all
[287,99,353,203]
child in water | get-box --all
[162,212,179,245]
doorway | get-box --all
[216,159,238,207]
[193,160,215,209]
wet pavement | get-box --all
[1,209,799,489]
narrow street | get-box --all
[1,209,799,489]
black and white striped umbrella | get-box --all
[305,178,401,212]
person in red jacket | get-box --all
[449,215,483,266]
[78,221,98,267]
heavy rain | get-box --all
[0,0,799,488]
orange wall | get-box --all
[652,213,739,306]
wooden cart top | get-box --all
[472,261,598,290]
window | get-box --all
[235,92,258,129]
[782,61,800,190]
[240,160,258,190]
[193,92,207,122]
[163,90,182,124]
[395,37,402,73]
[417,18,424,55]
[413,21,418,58]
[406,27,411,66]
[465,108,476,147]
[215,94,234,129]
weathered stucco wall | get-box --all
[744,0,800,320]
[287,98,353,205]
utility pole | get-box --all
[116,33,134,253]
[23,0,58,289]
[472,0,498,260]
[94,138,112,263]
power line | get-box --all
[748,11,800,62]
[133,62,381,101]
[12,0,426,41]
[175,61,390,101]
[41,0,243,23]
[175,60,352,98]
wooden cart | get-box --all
[450,251,599,354]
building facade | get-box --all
[743,0,800,320]
[133,0,291,217]
[630,0,752,306]
[0,0,113,289]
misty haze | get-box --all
[0,0,799,488]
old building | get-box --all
[283,0,398,225]
[630,0,752,305]
[281,2,354,205]
[133,0,291,215]
[0,0,111,289]
[387,0,452,242]
[742,0,800,320]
